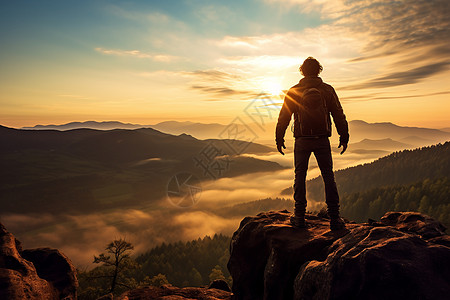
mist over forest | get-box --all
[0,120,449,267]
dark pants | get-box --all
[293,137,340,218]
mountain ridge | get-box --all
[0,125,283,214]
[16,120,450,148]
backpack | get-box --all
[294,87,331,136]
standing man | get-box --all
[276,57,349,230]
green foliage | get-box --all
[209,265,226,282]
[340,177,450,228]
[140,273,169,287]
[134,234,231,287]
[78,234,232,298]
[78,239,139,299]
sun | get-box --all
[266,82,283,96]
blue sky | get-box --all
[1,0,449,128]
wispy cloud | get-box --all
[95,47,180,62]
[191,85,256,99]
[340,90,450,103]
[183,70,241,82]
[341,62,450,90]
[263,0,450,91]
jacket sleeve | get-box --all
[328,87,349,144]
[275,89,296,144]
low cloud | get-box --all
[0,207,237,269]
[0,150,390,268]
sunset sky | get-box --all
[1,0,449,128]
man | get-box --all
[275,57,349,230]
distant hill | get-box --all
[214,197,294,218]
[19,120,450,148]
[20,121,147,131]
[20,120,249,141]
[347,120,450,146]
[340,177,450,227]
[306,142,450,200]
[281,142,450,226]
[0,125,284,214]
[349,138,413,151]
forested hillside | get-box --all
[308,142,450,199]
[340,177,450,227]
[78,234,231,299]
[135,234,231,287]
[304,142,450,227]
[215,197,294,218]
[0,125,282,214]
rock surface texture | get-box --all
[227,210,450,300]
[118,284,231,300]
[0,222,78,299]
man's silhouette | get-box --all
[276,57,349,230]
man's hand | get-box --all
[338,142,347,155]
[277,142,286,155]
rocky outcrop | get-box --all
[227,210,450,300]
[209,279,231,292]
[118,284,231,299]
[0,222,78,299]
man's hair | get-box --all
[299,57,323,77]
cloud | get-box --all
[341,62,450,90]
[183,70,241,82]
[340,90,450,103]
[95,47,180,62]
[181,69,264,100]
[1,207,238,268]
[191,85,256,98]
[263,0,450,91]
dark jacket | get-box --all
[276,76,349,144]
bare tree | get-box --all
[93,238,134,293]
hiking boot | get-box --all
[290,214,307,228]
[330,217,346,231]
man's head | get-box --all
[299,57,323,77]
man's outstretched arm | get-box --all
[275,91,295,155]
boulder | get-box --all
[227,210,450,300]
[208,279,231,292]
[0,222,78,299]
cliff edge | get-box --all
[227,210,450,300]
[0,222,78,299]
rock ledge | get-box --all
[227,210,450,300]
[0,222,78,299]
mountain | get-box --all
[340,176,450,227]
[20,120,450,149]
[298,142,450,226]
[20,121,147,131]
[349,138,413,151]
[282,141,450,196]
[0,125,284,214]
[150,121,228,140]
[347,120,450,146]
[308,142,450,198]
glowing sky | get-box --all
[1,0,449,128]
